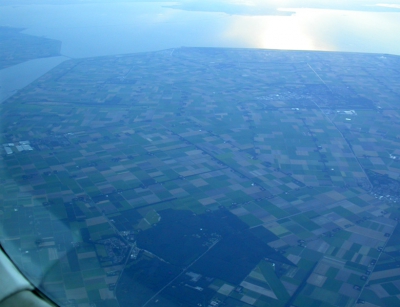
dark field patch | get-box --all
[125,208,292,305]
[162,274,216,307]
[191,231,279,284]
[112,208,142,232]
[116,256,181,307]
[117,208,293,306]
[66,249,81,272]
[250,225,279,243]
[386,223,400,247]
[136,208,248,266]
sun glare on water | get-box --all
[224,9,334,52]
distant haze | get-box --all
[0,1,400,58]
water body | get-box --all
[0,2,399,103]
[0,56,68,102]
[0,2,399,59]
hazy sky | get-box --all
[1,0,400,11]
[165,0,400,15]
[0,0,400,57]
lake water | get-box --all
[0,2,399,95]
[0,56,68,102]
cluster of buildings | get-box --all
[2,140,33,154]
[98,237,129,265]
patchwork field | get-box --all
[1,47,400,307]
